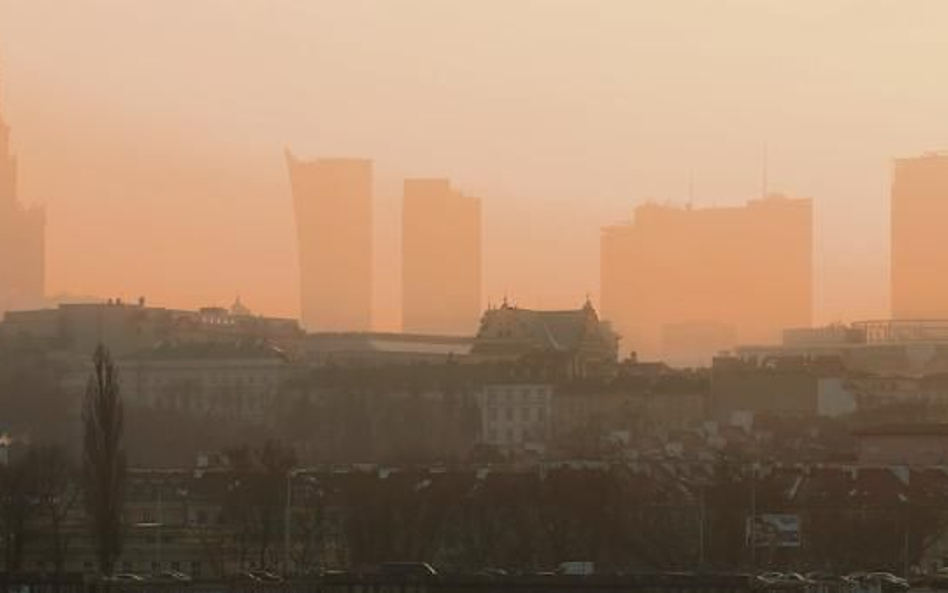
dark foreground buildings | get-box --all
[0,80,44,315]
[285,151,373,332]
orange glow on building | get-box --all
[891,152,948,320]
[402,178,481,335]
[285,151,373,331]
[601,194,812,362]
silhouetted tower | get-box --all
[601,195,812,360]
[891,152,948,319]
[402,178,481,335]
[0,72,45,314]
[0,84,16,204]
[284,150,373,331]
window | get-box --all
[537,408,546,422]
[489,408,498,421]
[191,561,202,577]
[521,407,529,421]
[505,407,514,421]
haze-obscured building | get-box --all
[891,152,948,319]
[472,299,619,378]
[0,79,44,315]
[601,194,812,360]
[0,298,302,356]
[854,424,948,466]
[709,355,845,421]
[119,340,292,423]
[660,321,736,368]
[477,383,553,452]
[402,178,481,336]
[285,151,373,331]
[300,331,473,367]
[738,319,948,377]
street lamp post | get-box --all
[284,469,296,577]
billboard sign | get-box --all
[747,514,801,548]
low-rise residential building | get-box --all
[854,423,948,466]
[710,355,844,421]
[478,383,553,452]
[118,340,293,423]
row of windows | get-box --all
[143,374,280,387]
[484,386,550,403]
[487,426,547,444]
[487,406,547,423]
[135,391,273,414]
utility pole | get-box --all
[157,487,162,571]
[284,470,295,576]
[749,463,757,570]
[903,497,911,578]
[698,484,706,567]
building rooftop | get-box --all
[852,423,948,437]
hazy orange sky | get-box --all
[1,0,947,330]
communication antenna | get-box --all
[761,142,769,198]
[688,169,695,207]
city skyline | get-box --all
[0,1,947,333]
[4,2,948,580]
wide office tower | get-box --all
[0,84,44,315]
[285,151,372,331]
[402,179,481,335]
[891,152,948,319]
[601,194,812,361]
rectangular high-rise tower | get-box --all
[0,83,45,315]
[402,178,481,335]
[891,152,948,319]
[285,151,373,331]
[601,194,812,362]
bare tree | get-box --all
[82,345,127,575]
[28,444,79,575]
[0,454,34,572]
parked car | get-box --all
[804,571,837,583]
[378,562,438,578]
[780,572,812,584]
[558,562,595,576]
[755,571,785,585]
[236,570,283,583]
[152,570,191,582]
[864,572,910,591]
[105,574,145,582]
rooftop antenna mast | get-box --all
[688,169,695,207]
[761,142,769,198]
